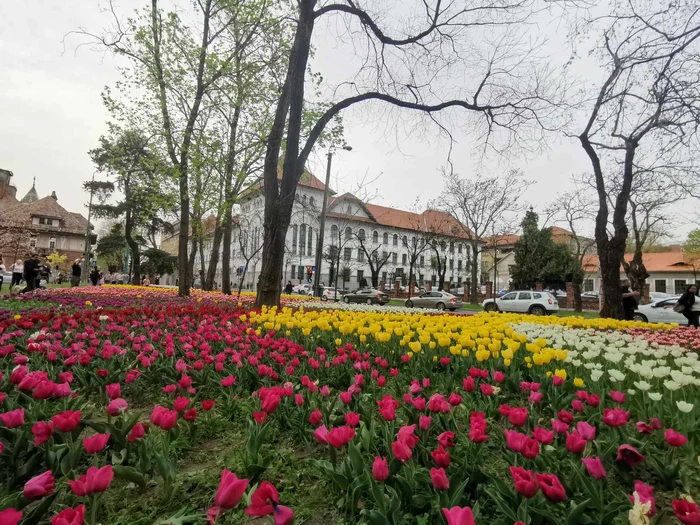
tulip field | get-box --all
[1,286,699,525]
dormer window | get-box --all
[346,205,352,214]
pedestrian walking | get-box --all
[71,259,82,287]
[21,255,39,293]
[673,285,700,328]
[620,279,639,321]
[0,261,5,291]
[285,281,293,294]
[90,266,100,286]
[11,260,23,288]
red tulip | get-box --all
[504,429,526,453]
[173,397,190,412]
[521,437,540,459]
[412,397,426,411]
[609,390,626,403]
[0,408,25,428]
[0,509,22,525]
[214,470,248,509]
[245,481,294,525]
[428,393,451,413]
[603,408,629,427]
[431,446,451,468]
[372,456,389,482]
[571,400,585,412]
[392,439,412,461]
[253,411,268,424]
[309,409,323,426]
[313,425,329,444]
[340,391,352,404]
[463,377,475,392]
[127,423,146,442]
[419,415,432,430]
[83,433,110,454]
[442,506,476,525]
[69,466,114,496]
[184,408,198,421]
[448,393,462,406]
[294,394,304,406]
[379,405,396,421]
[531,427,554,445]
[581,456,606,479]
[535,473,566,503]
[510,466,538,498]
[529,391,543,404]
[52,410,81,432]
[628,481,656,516]
[202,400,215,411]
[673,499,700,525]
[51,504,85,525]
[493,371,505,383]
[106,398,128,417]
[665,428,688,447]
[438,431,455,448]
[105,383,121,400]
[508,407,528,427]
[345,412,360,427]
[220,375,236,387]
[616,444,645,467]
[576,421,596,441]
[261,394,281,414]
[327,426,355,448]
[33,380,57,399]
[32,421,54,447]
[23,470,55,498]
[480,383,494,396]
[566,432,586,454]
[587,394,600,407]
[551,419,569,433]
[557,409,573,424]
[398,424,419,449]
[431,467,450,490]
[499,404,511,417]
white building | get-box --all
[184,170,481,291]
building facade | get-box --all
[0,170,90,268]
[164,170,481,291]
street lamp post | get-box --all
[313,145,352,297]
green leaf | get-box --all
[22,493,57,525]
[362,509,390,525]
[245,463,268,481]
[113,465,146,487]
[567,498,591,525]
[348,442,365,475]
[155,453,173,481]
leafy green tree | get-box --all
[683,230,700,282]
[141,248,178,278]
[512,209,571,290]
[96,224,128,273]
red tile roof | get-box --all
[241,163,332,199]
[583,252,698,273]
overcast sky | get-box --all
[1,0,696,242]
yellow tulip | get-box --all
[574,378,584,388]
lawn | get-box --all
[0,286,698,525]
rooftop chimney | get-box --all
[50,191,57,200]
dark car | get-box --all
[342,288,389,305]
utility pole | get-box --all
[313,145,352,297]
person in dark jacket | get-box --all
[21,255,39,293]
[90,266,100,286]
[620,279,640,321]
[285,281,293,294]
[71,259,82,287]
[675,285,700,328]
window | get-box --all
[393,234,398,246]
[302,195,307,206]
[502,293,517,301]
[357,270,364,283]
[309,197,315,207]
[458,244,463,254]
[382,271,387,283]
[382,250,388,261]
[345,227,352,241]
[674,280,687,295]
[49,237,56,249]
[440,241,446,252]
[402,235,408,246]
[372,230,378,243]
[358,249,365,262]
[654,280,666,293]
[449,259,454,270]
[412,236,417,247]
[330,225,338,245]
[307,226,313,257]
[372,252,378,263]
[533,292,542,299]
[402,254,407,265]
[450,242,454,253]
[419,274,424,286]
[358,228,366,241]
[383,233,388,244]
[329,245,339,261]
[300,224,307,256]
[584,279,594,292]
[392,252,398,263]
[431,274,437,286]
[457,260,462,272]
[518,292,532,300]
[344,247,352,261]
[420,255,425,267]
[346,204,352,214]
[292,225,298,254]
[29,236,37,248]
[291,265,296,279]
[39,218,45,225]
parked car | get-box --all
[649,292,674,302]
[342,288,389,305]
[405,291,463,311]
[319,287,341,301]
[581,292,599,300]
[292,284,313,295]
[0,270,12,289]
[482,291,559,315]
[633,297,687,324]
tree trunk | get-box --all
[124,208,140,285]
[198,232,206,288]
[469,242,479,304]
[188,237,198,287]
[255,0,315,308]
[572,270,583,312]
[205,219,223,290]
[237,259,250,296]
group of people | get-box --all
[0,256,52,293]
[621,278,700,328]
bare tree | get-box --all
[235,218,263,296]
[547,182,596,311]
[440,169,531,303]
[254,0,572,307]
[576,3,700,318]
[355,231,391,288]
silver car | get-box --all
[405,291,463,311]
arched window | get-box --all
[358,228,366,241]
[307,226,313,257]
[412,236,417,247]
[458,243,463,254]
[300,224,307,256]
[372,230,379,243]
[383,232,389,244]
[346,204,352,214]
[302,195,308,206]
[309,197,315,207]
[402,235,408,247]
[440,241,447,252]
[393,234,398,246]
[292,225,298,254]
[330,225,338,245]
[345,227,352,241]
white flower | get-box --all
[590,370,604,382]
[653,366,671,378]
[664,380,681,391]
[634,381,651,391]
[677,401,694,413]
[608,369,626,382]
[629,492,652,525]
[627,389,636,396]
[648,392,662,401]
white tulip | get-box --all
[677,401,694,413]
[664,380,681,391]
[634,381,651,391]
[648,392,662,401]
